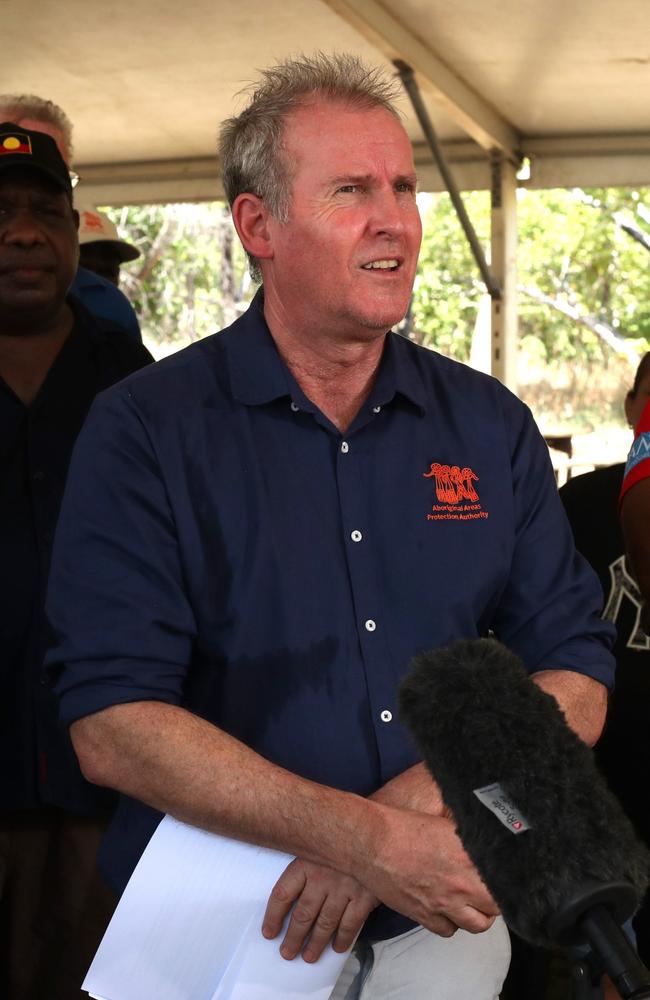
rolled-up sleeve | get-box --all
[46,385,197,725]
[492,397,616,687]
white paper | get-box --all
[83,816,350,1000]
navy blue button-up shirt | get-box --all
[1,298,151,814]
[47,291,615,940]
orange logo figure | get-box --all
[81,211,105,232]
[423,462,480,504]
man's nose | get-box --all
[2,208,47,245]
[368,188,406,238]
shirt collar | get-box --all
[226,287,427,416]
[225,289,294,406]
[369,331,428,416]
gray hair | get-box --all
[219,52,402,280]
[0,93,74,162]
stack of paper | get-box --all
[83,816,350,1000]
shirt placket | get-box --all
[335,426,404,783]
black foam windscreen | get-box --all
[398,638,649,948]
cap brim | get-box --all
[0,158,71,194]
[113,241,141,263]
[78,237,141,262]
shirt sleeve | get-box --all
[490,395,616,688]
[620,397,650,505]
[45,384,196,725]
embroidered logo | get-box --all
[0,131,32,156]
[423,462,489,521]
[80,210,105,232]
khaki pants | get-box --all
[330,918,511,1000]
[0,809,117,1000]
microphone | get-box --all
[398,638,650,998]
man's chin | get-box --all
[357,307,409,334]
[0,299,68,335]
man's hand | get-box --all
[263,808,499,962]
[262,859,378,962]
[364,809,499,937]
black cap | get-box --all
[0,122,72,194]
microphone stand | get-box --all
[547,884,650,999]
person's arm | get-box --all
[531,669,608,747]
[619,398,650,632]
[621,478,650,631]
[262,665,607,963]
[72,700,499,961]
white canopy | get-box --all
[6,0,650,204]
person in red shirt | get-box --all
[620,355,650,631]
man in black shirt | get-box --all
[0,123,152,999]
[560,354,650,970]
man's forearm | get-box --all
[72,699,501,950]
[370,762,446,815]
[531,669,608,746]
[71,700,383,877]
[369,668,609,816]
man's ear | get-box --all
[72,207,80,230]
[624,391,635,429]
[231,193,274,262]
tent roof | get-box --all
[6,0,650,203]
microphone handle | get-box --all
[578,904,650,998]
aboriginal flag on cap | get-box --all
[0,122,71,193]
[0,130,32,155]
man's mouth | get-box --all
[361,259,400,271]
[0,263,53,281]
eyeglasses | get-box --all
[69,170,81,189]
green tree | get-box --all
[412,190,490,360]
[104,202,253,347]
[411,186,650,367]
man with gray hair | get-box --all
[0,93,142,341]
[46,54,614,998]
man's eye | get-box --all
[37,203,65,217]
[337,185,361,194]
[395,182,415,194]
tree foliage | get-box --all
[412,186,650,367]
[110,202,253,346]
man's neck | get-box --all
[264,299,386,433]
[0,304,74,405]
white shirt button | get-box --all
[380,709,393,723]
[365,619,376,632]
[351,530,362,542]
[290,401,299,412]
[341,441,349,454]
[372,405,381,414]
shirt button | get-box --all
[351,530,362,542]
[365,619,376,632]
[372,405,381,414]
[380,709,393,723]
[32,470,45,482]
[341,441,349,454]
[290,401,300,412]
